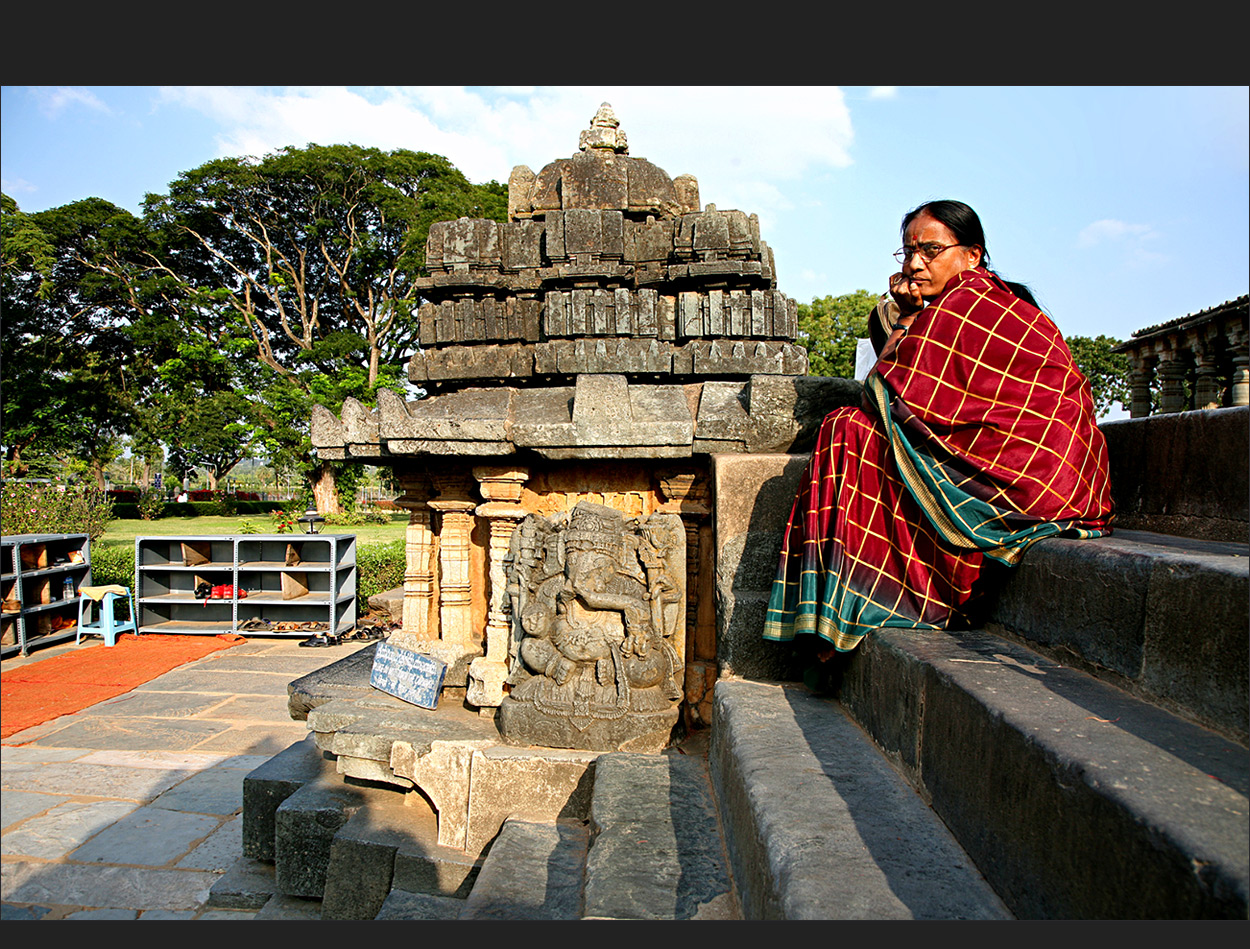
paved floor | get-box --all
[1,634,373,920]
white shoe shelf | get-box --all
[1,533,93,657]
[134,534,357,638]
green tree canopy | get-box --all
[797,290,878,379]
[1066,334,1130,418]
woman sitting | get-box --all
[764,200,1113,656]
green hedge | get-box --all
[357,539,405,603]
[91,543,136,587]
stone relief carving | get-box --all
[498,501,684,751]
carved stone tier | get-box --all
[312,374,860,464]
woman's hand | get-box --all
[889,272,924,315]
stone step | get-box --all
[458,817,590,920]
[273,773,408,899]
[584,752,738,919]
[710,678,1013,920]
[837,626,1249,918]
[321,793,481,920]
[240,733,339,861]
[988,529,1248,744]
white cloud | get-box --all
[868,86,898,99]
[1076,218,1157,248]
[1,175,38,196]
[151,86,857,204]
[30,87,112,120]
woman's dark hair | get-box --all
[902,199,1039,308]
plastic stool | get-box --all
[76,585,138,646]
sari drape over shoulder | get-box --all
[764,268,1113,651]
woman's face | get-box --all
[900,212,982,299]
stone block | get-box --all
[712,453,810,680]
[710,679,1011,920]
[564,151,627,211]
[375,888,464,920]
[391,739,494,850]
[843,628,1250,919]
[460,818,589,920]
[320,794,441,920]
[242,735,338,861]
[1100,406,1249,542]
[273,774,406,898]
[464,746,598,854]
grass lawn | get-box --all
[97,513,409,550]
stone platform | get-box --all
[286,644,603,855]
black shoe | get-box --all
[299,634,328,647]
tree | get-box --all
[1,195,152,486]
[1066,335,1130,418]
[797,290,879,378]
[138,144,508,511]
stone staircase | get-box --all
[211,406,1247,920]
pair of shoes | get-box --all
[298,633,342,648]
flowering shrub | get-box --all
[1,481,115,541]
[137,488,166,520]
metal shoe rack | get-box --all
[1,533,93,657]
[134,534,357,638]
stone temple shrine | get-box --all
[311,103,854,750]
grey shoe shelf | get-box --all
[135,534,357,638]
[1,533,93,657]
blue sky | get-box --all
[3,85,1247,352]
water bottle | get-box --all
[63,577,75,600]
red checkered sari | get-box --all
[764,268,1113,651]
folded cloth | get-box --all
[78,584,130,601]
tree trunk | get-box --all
[311,462,341,514]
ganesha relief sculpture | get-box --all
[497,500,685,751]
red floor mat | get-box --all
[1,633,242,740]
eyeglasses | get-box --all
[893,242,962,264]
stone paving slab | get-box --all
[201,694,307,723]
[177,814,243,872]
[70,805,222,865]
[20,717,238,752]
[2,861,219,912]
[207,856,277,909]
[253,893,323,919]
[2,800,139,859]
[1,760,197,799]
[1,746,92,764]
[80,690,231,719]
[77,749,232,771]
[191,722,311,756]
[135,670,295,696]
[2,789,64,829]
[150,766,245,815]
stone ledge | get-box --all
[838,628,1249,919]
[709,678,1011,920]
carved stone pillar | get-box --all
[405,471,480,688]
[1128,361,1155,419]
[394,474,436,640]
[656,467,713,728]
[468,466,530,708]
[1230,327,1250,408]
[1157,355,1188,414]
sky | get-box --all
[3,85,1247,353]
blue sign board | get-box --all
[370,641,447,710]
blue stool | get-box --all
[76,585,138,647]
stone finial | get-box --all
[579,102,629,154]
